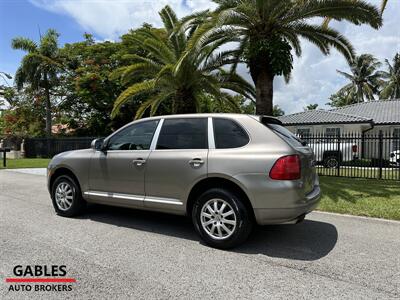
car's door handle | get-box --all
[189,158,204,168]
[133,158,146,166]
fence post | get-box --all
[20,139,25,158]
[378,131,383,180]
[337,134,341,177]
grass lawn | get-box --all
[318,176,400,221]
[0,158,51,169]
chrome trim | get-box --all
[150,118,164,150]
[144,196,183,205]
[84,191,182,205]
[208,117,215,149]
[84,191,143,201]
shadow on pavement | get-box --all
[81,204,337,261]
[235,221,338,260]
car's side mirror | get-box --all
[91,138,105,152]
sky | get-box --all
[0,0,399,114]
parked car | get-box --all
[390,150,400,166]
[308,139,358,168]
[47,114,321,249]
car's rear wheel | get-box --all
[324,156,339,168]
[51,175,86,217]
[192,188,253,249]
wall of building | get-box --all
[285,123,370,135]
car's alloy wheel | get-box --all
[324,156,339,168]
[55,182,74,211]
[192,188,253,249]
[51,175,86,217]
[200,198,237,240]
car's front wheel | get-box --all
[51,175,86,217]
[192,188,253,249]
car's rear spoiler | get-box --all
[248,115,283,126]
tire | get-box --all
[51,175,86,217]
[192,188,253,249]
[323,156,339,168]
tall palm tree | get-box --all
[183,0,382,115]
[12,29,61,136]
[336,54,382,103]
[112,6,255,119]
[379,53,400,99]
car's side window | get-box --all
[213,118,249,149]
[107,120,159,151]
[156,118,208,150]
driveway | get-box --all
[1,170,399,299]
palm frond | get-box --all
[284,0,382,29]
[11,37,38,52]
[112,80,156,118]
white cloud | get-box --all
[30,0,400,114]
[29,0,216,38]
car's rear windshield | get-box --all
[265,123,305,148]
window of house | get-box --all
[156,118,208,150]
[213,118,249,149]
[325,127,341,137]
[296,128,311,139]
[393,128,400,151]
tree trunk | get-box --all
[44,74,52,137]
[175,90,197,114]
[255,69,274,116]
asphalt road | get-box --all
[1,170,399,299]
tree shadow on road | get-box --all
[80,205,337,261]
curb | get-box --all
[313,210,400,224]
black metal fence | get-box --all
[301,132,400,180]
[25,137,96,158]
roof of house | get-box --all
[278,109,372,125]
[279,99,400,125]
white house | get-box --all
[278,99,400,159]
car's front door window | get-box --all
[107,120,159,151]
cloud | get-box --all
[29,0,216,39]
[30,0,400,114]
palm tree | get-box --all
[336,54,382,103]
[272,105,284,117]
[12,29,61,136]
[184,0,382,115]
[305,104,318,111]
[112,6,255,119]
[379,53,400,99]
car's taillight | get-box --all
[352,145,358,153]
[269,155,301,180]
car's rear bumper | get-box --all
[254,185,321,225]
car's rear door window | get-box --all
[156,118,208,149]
[213,118,249,149]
